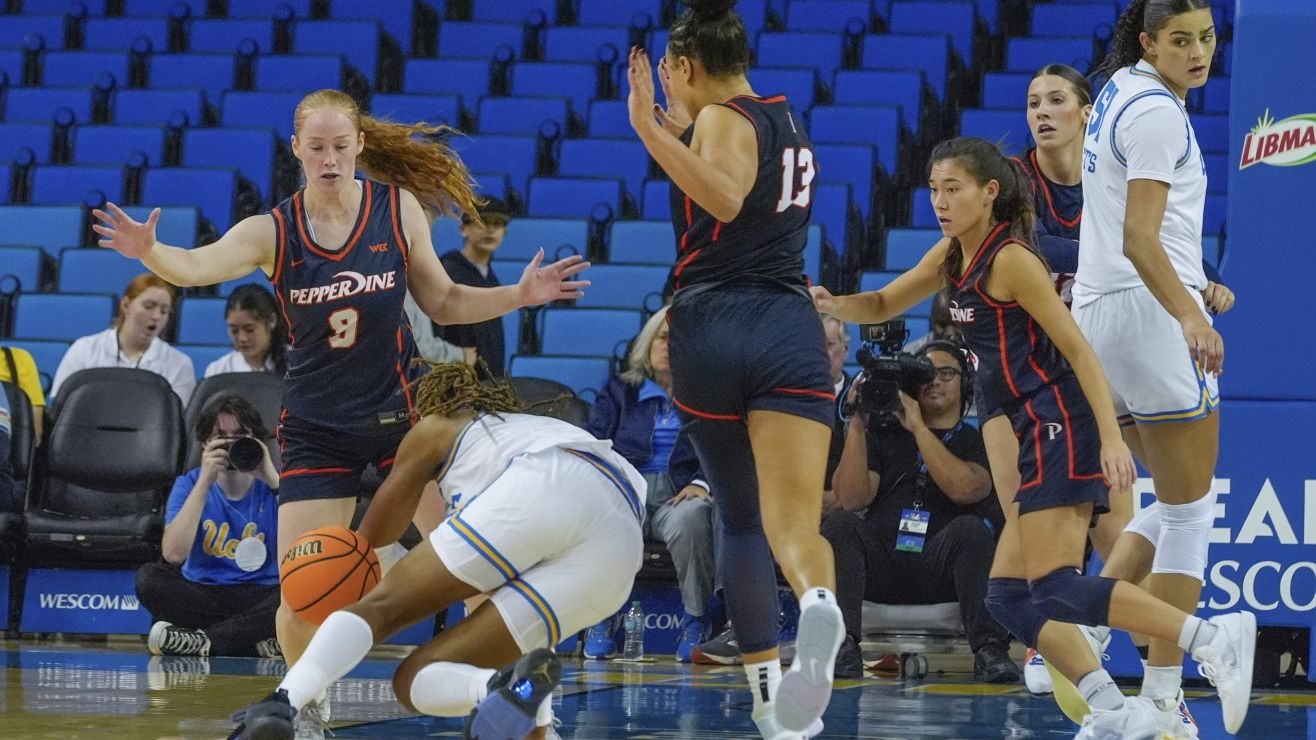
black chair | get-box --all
[0,379,35,553]
[183,372,286,469]
[509,376,591,429]
[24,368,185,566]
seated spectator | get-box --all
[405,290,464,363]
[824,339,1016,682]
[0,389,12,512]
[205,284,288,378]
[135,394,281,658]
[1,345,45,439]
[435,198,514,375]
[582,306,716,662]
[51,274,195,402]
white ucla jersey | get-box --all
[1073,60,1208,304]
[436,413,636,511]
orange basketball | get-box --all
[279,526,381,625]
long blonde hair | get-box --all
[293,89,484,223]
[620,306,669,386]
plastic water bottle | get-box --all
[621,600,645,660]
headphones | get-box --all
[918,339,974,418]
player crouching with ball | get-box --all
[230,363,647,740]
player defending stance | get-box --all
[230,363,646,739]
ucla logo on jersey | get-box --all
[948,300,976,324]
[288,270,397,305]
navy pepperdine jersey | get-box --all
[947,221,1073,416]
[270,179,423,430]
[1017,148,1083,303]
[668,95,815,290]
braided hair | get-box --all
[411,362,522,419]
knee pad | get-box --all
[1152,491,1216,582]
[986,578,1045,649]
[1029,568,1117,627]
[1125,501,1161,544]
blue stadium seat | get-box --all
[217,270,269,296]
[958,108,1033,155]
[3,87,93,125]
[477,96,570,136]
[83,17,169,52]
[642,179,670,221]
[13,293,116,341]
[438,22,523,60]
[142,167,239,231]
[543,26,630,64]
[1006,37,1095,74]
[294,21,381,85]
[755,32,845,82]
[508,354,611,396]
[0,245,45,294]
[860,270,934,317]
[148,54,235,108]
[981,71,1034,109]
[178,297,230,345]
[2,339,71,390]
[500,218,589,262]
[188,19,275,54]
[558,139,650,203]
[810,105,904,175]
[0,205,84,254]
[889,2,977,62]
[1195,77,1230,114]
[510,62,597,114]
[177,344,231,375]
[576,0,661,26]
[573,265,668,309]
[588,100,632,138]
[1031,3,1118,40]
[448,134,538,196]
[333,4,417,55]
[812,182,855,254]
[607,220,674,264]
[884,228,941,271]
[814,143,877,218]
[0,49,23,87]
[787,0,873,32]
[736,0,771,36]
[911,187,938,228]
[832,70,926,128]
[123,0,205,15]
[31,165,124,205]
[0,123,54,164]
[404,59,492,106]
[647,29,668,61]
[370,93,462,127]
[0,15,66,51]
[1204,154,1228,193]
[113,88,206,127]
[228,0,311,17]
[1202,234,1222,268]
[182,128,277,199]
[254,54,343,91]
[862,34,952,101]
[803,223,826,283]
[539,307,642,357]
[431,217,462,251]
[527,177,625,220]
[472,171,512,201]
[40,50,129,88]
[471,0,557,24]
[56,247,149,293]
[1194,114,1228,154]
[503,310,520,364]
[221,90,303,141]
[749,68,817,110]
[23,0,104,13]
[73,125,166,167]
[120,205,201,248]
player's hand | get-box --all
[91,202,159,259]
[626,45,659,133]
[199,437,230,481]
[1099,437,1136,492]
[810,285,838,314]
[517,248,591,306]
[667,485,710,507]
[1201,281,1235,315]
[653,55,693,137]
[1181,314,1224,376]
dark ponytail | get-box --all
[927,137,1043,283]
[226,283,288,377]
[668,0,750,78]
[1095,0,1213,78]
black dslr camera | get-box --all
[848,320,935,427]
[225,436,265,473]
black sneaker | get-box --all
[691,625,741,665]
[834,634,864,680]
[464,648,562,739]
[228,688,295,740]
[973,642,1021,683]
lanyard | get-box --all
[912,423,963,509]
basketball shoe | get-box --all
[148,621,211,657]
[463,648,562,739]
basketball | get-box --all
[279,526,381,626]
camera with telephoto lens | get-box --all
[225,436,264,473]
[848,320,935,427]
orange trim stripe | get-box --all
[673,397,740,421]
[1030,150,1082,230]
[771,387,835,400]
[951,222,1008,288]
[389,184,409,265]
[396,326,415,416]
[295,182,375,262]
[270,207,287,286]
[282,466,354,478]
[1020,399,1045,489]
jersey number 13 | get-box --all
[775,147,816,212]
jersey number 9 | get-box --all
[328,307,360,349]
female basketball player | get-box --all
[627,1,843,735]
[92,89,588,736]
[229,362,645,740]
[812,137,1254,737]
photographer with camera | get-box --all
[823,328,1016,682]
[135,394,282,658]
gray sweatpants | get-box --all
[644,471,715,617]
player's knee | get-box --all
[1151,492,1215,581]
[1028,568,1116,627]
[985,577,1044,648]
[392,657,423,713]
[1124,500,1161,543]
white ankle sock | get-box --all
[279,611,374,710]
[535,696,554,727]
[1177,616,1219,655]
[409,662,496,717]
[744,659,782,715]
[799,587,836,613]
[1141,664,1182,703]
[1078,669,1124,712]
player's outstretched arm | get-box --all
[813,239,949,324]
[356,414,456,547]
[92,203,275,287]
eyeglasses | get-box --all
[932,367,962,382]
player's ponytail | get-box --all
[1095,0,1213,78]
[668,0,749,77]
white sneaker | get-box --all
[1080,624,1112,660]
[1073,699,1161,740]
[774,590,844,733]
[1145,690,1199,739]
[753,704,825,740]
[294,695,332,740]
[1190,611,1256,734]
[1023,648,1053,694]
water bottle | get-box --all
[621,600,645,660]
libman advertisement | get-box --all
[1238,109,1316,170]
